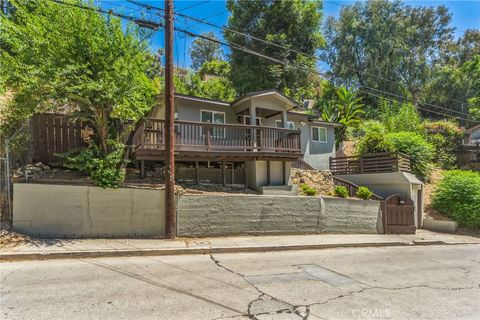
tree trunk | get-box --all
[94,108,109,154]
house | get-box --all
[459,124,480,165]
[463,124,480,145]
[131,89,340,191]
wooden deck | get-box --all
[132,119,302,161]
[329,152,411,175]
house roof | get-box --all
[230,89,300,107]
[174,93,230,106]
[309,119,343,127]
[465,124,480,134]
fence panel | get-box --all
[31,114,87,164]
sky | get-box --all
[100,0,480,70]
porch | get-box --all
[132,119,302,162]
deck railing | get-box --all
[329,152,411,175]
[132,119,302,154]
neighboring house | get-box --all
[459,124,480,165]
[463,124,480,146]
[132,89,340,190]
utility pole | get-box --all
[164,0,176,238]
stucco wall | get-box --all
[245,161,292,190]
[13,183,165,238]
[177,194,382,237]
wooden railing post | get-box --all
[359,155,364,174]
[139,122,145,147]
[206,126,212,150]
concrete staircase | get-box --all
[260,185,298,196]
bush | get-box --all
[60,140,127,188]
[300,184,317,196]
[385,132,433,178]
[379,100,422,133]
[422,120,464,169]
[432,170,480,228]
[356,131,395,155]
[356,186,373,200]
[334,186,348,198]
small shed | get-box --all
[335,172,424,228]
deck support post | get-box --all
[195,161,199,184]
[244,161,248,190]
[140,160,145,178]
[222,161,226,186]
[266,160,271,185]
[281,110,288,128]
[282,161,286,185]
[249,98,257,150]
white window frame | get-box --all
[200,109,226,138]
[275,120,295,129]
[311,126,327,143]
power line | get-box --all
[126,0,472,116]
[48,0,163,30]
[176,0,210,13]
[168,27,478,123]
[46,0,478,124]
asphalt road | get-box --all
[1,244,479,320]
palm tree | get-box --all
[320,86,365,147]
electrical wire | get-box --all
[127,0,473,114]
[46,0,479,124]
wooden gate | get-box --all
[384,194,416,234]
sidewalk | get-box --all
[1,230,479,262]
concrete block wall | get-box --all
[13,183,165,238]
[177,194,382,237]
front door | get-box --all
[244,116,262,149]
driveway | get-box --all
[1,244,479,319]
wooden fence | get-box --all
[31,114,87,164]
[329,152,411,175]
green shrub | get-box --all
[385,132,433,178]
[356,186,373,200]
[347,120,385,140]
[432,170,480,228]
[379,100,422,133]
[334,186,349,198]
[422,120,464,169]
[356,131,395,155]
[59,140,127,188]
[300,184,317,196]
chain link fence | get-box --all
[0,121,32,228]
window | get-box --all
[312,126,327,142]
[244,116,262,125]
[201,110,225,137]
[276,120,295,130]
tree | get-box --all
[0,0,156,154]
[190,32,223,70]
[174,72,236,102]
[319,86,365,146]
[323,0,454,109]
[225,0,324,99]
[425,30,480,118]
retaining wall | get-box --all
[13,183,165,238]
[177,194,383,237]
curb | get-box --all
[1,241,478,262]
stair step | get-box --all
[261,185,298,195]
